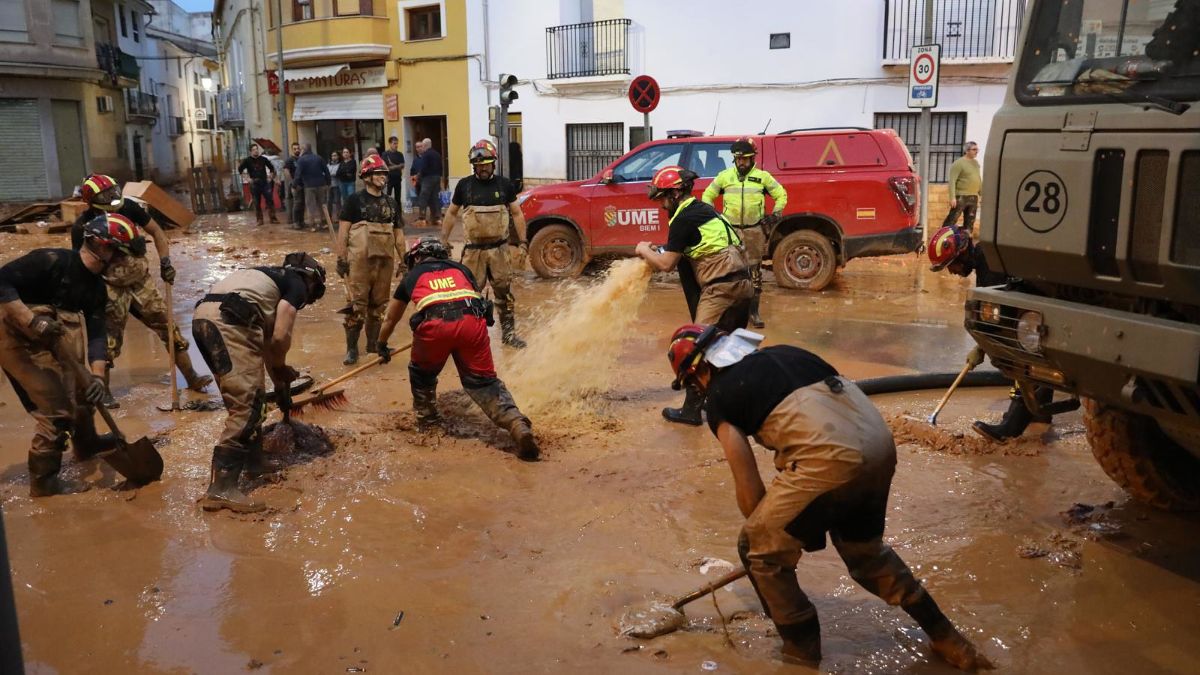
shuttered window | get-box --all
[0,99,48,200]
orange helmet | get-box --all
[731,137,757,157]
[928,226,971,272]
[359,154,388,177]
[667,323,725,390]
[647,165,697,200]
[80,174,122,210]
[468,139,497,165]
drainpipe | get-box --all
[273,0,288,157]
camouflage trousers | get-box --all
[462,245,515,317]
[106,268,188,364]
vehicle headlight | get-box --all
[978,302,1002,324]
[1017,311,1044,353]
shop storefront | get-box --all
[286,65,388,162]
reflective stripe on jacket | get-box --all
[701,166,788,226]
[671,197,742,260]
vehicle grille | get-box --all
[965,303,1052,373]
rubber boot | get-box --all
[28,452,89,497]
[175,350,213,392]
[198,446,265,513]
[364,318,381,355]
[101,368,119,409]
[412,385,441,427]
[244,442,283,479]
[343,326,361,366]
[465,382,540,461]
[971,395,1034,442]
[749,291,766,329]
[777,616,822,666]
[662,386,704,426]
[500,314,526,349]
[904,593,995,671]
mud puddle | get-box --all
[2,213,1200,673]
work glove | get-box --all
[160,256,176,284]
[761,213,782,229]
[394,261,407,279]
[27,315,66,345]
[337,258,350,278]
[83,375,108,406]
[377,341,391,364]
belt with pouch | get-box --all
[462,239,506,251]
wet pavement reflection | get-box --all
[1,213,1198,673]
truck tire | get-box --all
[1082,398,1200,511]
[529,224,586,278]
[772,230,837,291]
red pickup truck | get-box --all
[518,129,921,290]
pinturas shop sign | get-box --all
[288,67,387,94]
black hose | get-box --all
[854,370,1010,396]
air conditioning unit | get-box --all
[97,95,114,113]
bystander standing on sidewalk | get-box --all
[943,142,981,232]
[327,151,343,216]
[383,136,406,205]
[337,148,357,202]
[295,144,330,232]
[238,143,278,226]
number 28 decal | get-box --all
[1016,170,1068,233]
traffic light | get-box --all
[499,73,518,107]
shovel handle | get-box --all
[54,344,126,441]
[671,568,748,610]
[309,341,413,395]
[927,348,983,425]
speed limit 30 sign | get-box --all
[907,44,940,108]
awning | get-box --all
[292,91,384,121]
[282,64,348,83]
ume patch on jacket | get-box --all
[412,267,480,311]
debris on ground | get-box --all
[1017,531,1083,570]
[886,413,1043,456]
[261,420,335,457]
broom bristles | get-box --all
[289,389,349,416]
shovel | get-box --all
[619,568,748,639]
[56,345,164,486]
[927,346,984,426]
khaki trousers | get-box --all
[191,302,267,451]
[739,378,926,626]
[694,278,753,331]
[462,246,515,314]
[344,227,394,331]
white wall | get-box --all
[472,0,1012,181]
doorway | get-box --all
[132,132,145,181]
[315,119,384,163]
[51,99,85,196]
[405,115,448,180]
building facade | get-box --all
[470,0,1025,187]
[0,0,139,200]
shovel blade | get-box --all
[99,437,164,486]
[617,603,687,639]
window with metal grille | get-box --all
[565,123,623,181]
[873,112,966,183]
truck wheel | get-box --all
[529,224,586,278]
[772,230,837,291]
[1083,398,1200,511]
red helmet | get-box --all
[80,174,122,210]
[731,136,757,157]
[468,139,497,165]
[359,154,388,178]
[647,165,698,200]
[82,213,139,254]
[928,226,971,271]
[667,323,725,390]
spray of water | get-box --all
[502,258,652,419]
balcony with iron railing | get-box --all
[267,0,390,66]
[546,18,631,79]
[883,0,1027,64]
[96,43,140,86]
[126,90,159,121]
[217,88,244,127]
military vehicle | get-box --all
[969,0,1200,509]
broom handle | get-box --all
[309,341,413,394]
[166,281,180,410]
[671,568,748,610]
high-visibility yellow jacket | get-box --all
[701,166,788,226]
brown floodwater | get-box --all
[1,214,1198,674]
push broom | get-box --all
[286,340,413,415]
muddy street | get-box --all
[2,213,1199,674]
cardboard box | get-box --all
[59,200,89,225]
[122,181,196,229]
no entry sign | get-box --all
[907,44,940,108]
[628,75,660,114]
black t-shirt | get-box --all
[238,155,273,182]
[394,260,481,303]
[383,150,405,173]
[252,267,309,310]
[70,199,151,251]
[451,175,517,207]
[418,149,443,179]
[336,160,357,183]
[0,248,108,362]
[339,190,402,229]
[972,245,1007,287]
[704,345,839,436]
[664,198,729,254]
